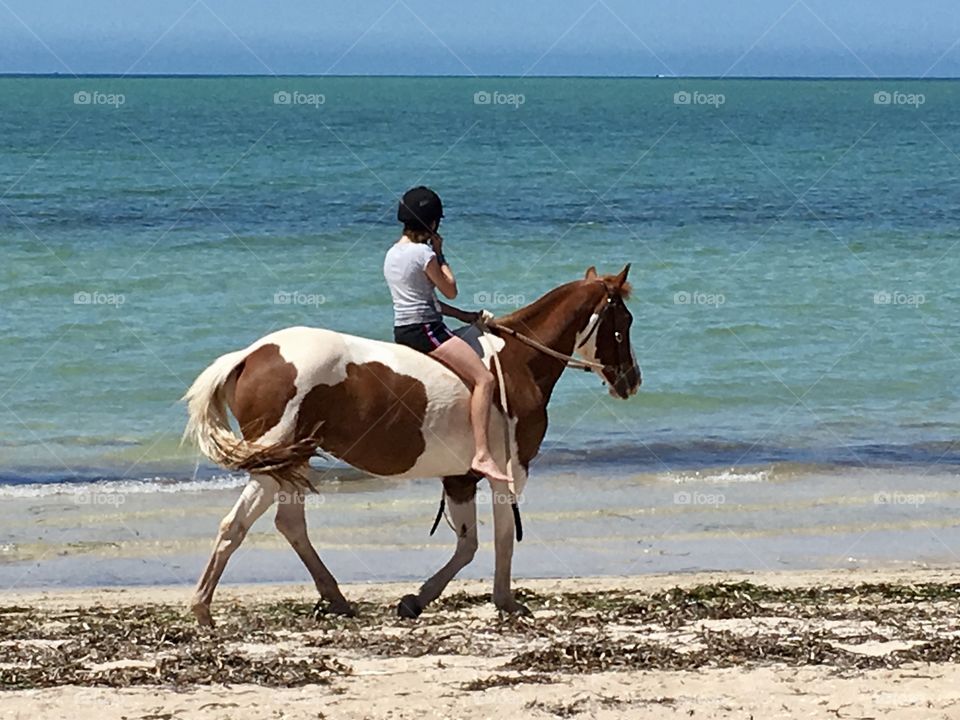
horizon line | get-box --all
[0,72,956,81]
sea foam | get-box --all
[0,474,248,498]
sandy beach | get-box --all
[3,567,960,719]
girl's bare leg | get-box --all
[429,336,510,484]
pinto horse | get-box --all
[183,265,640,626]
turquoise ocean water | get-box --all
[4,77,960,586]
[1,77,959,487]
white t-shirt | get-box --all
[383,241,443,326]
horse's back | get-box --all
[255,325,463,391]
[230,326,481,477]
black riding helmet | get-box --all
[397,186,443,232]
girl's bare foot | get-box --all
[471,454,511,485]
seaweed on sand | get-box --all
[3,579,960,689]
[0,603,350,690]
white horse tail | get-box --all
[182,348,250,469]
[182,347,319,487]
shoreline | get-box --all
[2,437,959,488]
[3,563,959,607]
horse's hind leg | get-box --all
[274,486,354,616]
[398,475,479,618]
[190,475,278,627]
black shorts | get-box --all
[394,320,455,354]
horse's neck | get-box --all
[501,282,601,397]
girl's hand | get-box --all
[430,233,444,256]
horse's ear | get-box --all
[584,266,598,280]
[614,264,632,298]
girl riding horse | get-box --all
[384,186,510,486]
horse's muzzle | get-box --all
[607,364,641,399]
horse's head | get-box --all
[576,265,641,399]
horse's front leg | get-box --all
[398,475,478,618]
[491,469,531,616]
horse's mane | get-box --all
[497,274,631,329]
[497,280,581,328]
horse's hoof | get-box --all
[496,601,532,617]
[191,602,214,628]
[313,599,357,619]
[397,594,423,619]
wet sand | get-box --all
[3,463,960,590]
[3,568,960,719]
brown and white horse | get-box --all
[183,265,640,625]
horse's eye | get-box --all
[614,331,623,343]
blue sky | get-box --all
[1,0,958,77]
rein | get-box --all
[485,319,603,372]
[485,294,621,373]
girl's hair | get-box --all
[402,225,435,243]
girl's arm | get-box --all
[438,300,480,324]
[425,256,457,298]
[424,247,458,299]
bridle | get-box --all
[438,288,633,544]
[485,290,630,374]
